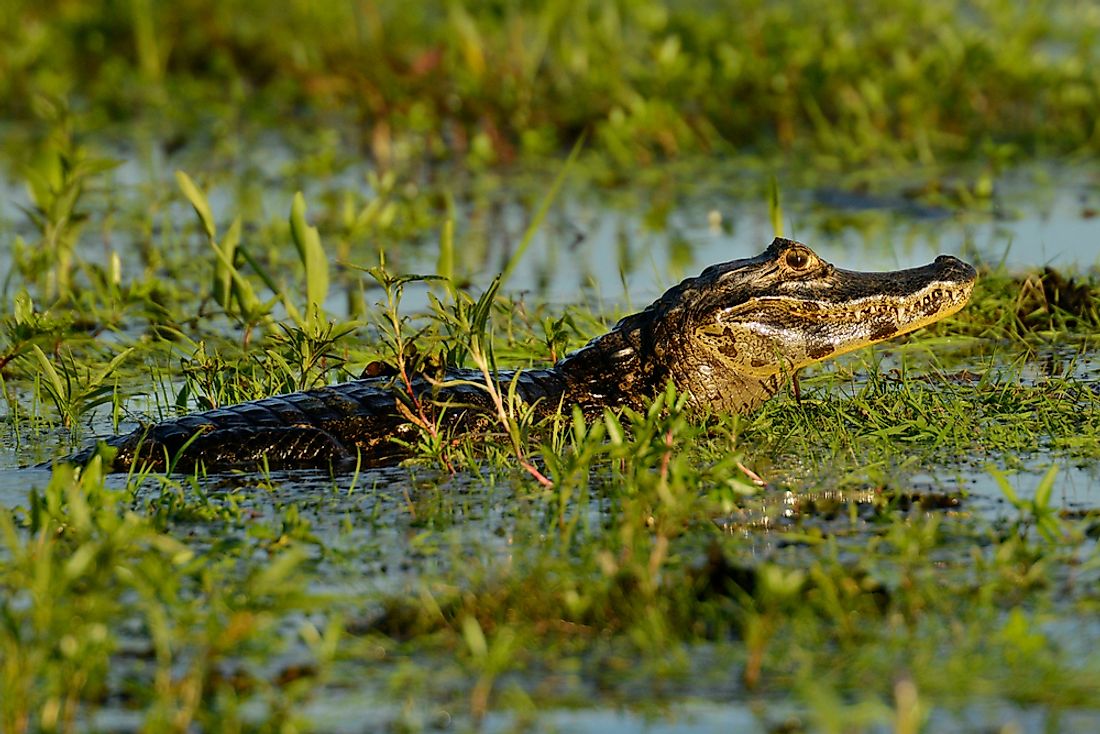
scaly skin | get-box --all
[65,238,977,473]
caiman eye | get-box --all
[785,248,811,270]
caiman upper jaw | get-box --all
[934,254,977,282]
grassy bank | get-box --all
[2,0,1099,167]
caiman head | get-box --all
[590,237,977,413]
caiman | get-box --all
[63,238,976,473]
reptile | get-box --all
[63,237,976,473]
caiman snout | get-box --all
[933,254,978,283]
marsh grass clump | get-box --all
[3,1,1100,166]
[0,292,71,375]
[10,106,121,302]
[0,460,337,733]
[957,266,1100,341]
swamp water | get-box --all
[1,157,1099,732]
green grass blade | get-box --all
[95,347,134,382]
[769,176,784,238]
[31,345,66,405]
[1033,464,1059,511]
[437,218,455,284]
[500,133,586,288]
[986,465,1021,508]
[289,192,329,324]
[175,170,216,240]
[212,217,241,309]
[210,239,265,321]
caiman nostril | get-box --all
[933,255,977,281]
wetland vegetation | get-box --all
[1,1,1100,732]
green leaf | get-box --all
[251,547,307,595]
[31,345,66,405]
[210,238,265,321]
[97,347,134,383]
[461,614,488,661]
[289,192,329,323]
[1033,463,1058,511]
[470,275,502,344]
[769,175,784,238]
[175,170,216,240]
[987,465,1021,508]
[13,290,33,325]
[212,217,241,308]
[603,410,625,446]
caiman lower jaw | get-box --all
[872,279,976,339]
[699,275,977,379]
[787,278,976,368]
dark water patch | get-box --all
[813,186,953,220]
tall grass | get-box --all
[1,0,1097,164]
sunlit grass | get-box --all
[0,5,1099,727]
[2,1,1099,167]
[3,209,1100,728]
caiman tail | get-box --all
[67,368,570,472]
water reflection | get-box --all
[1,157,1097,315]
[441,163,1099,309]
